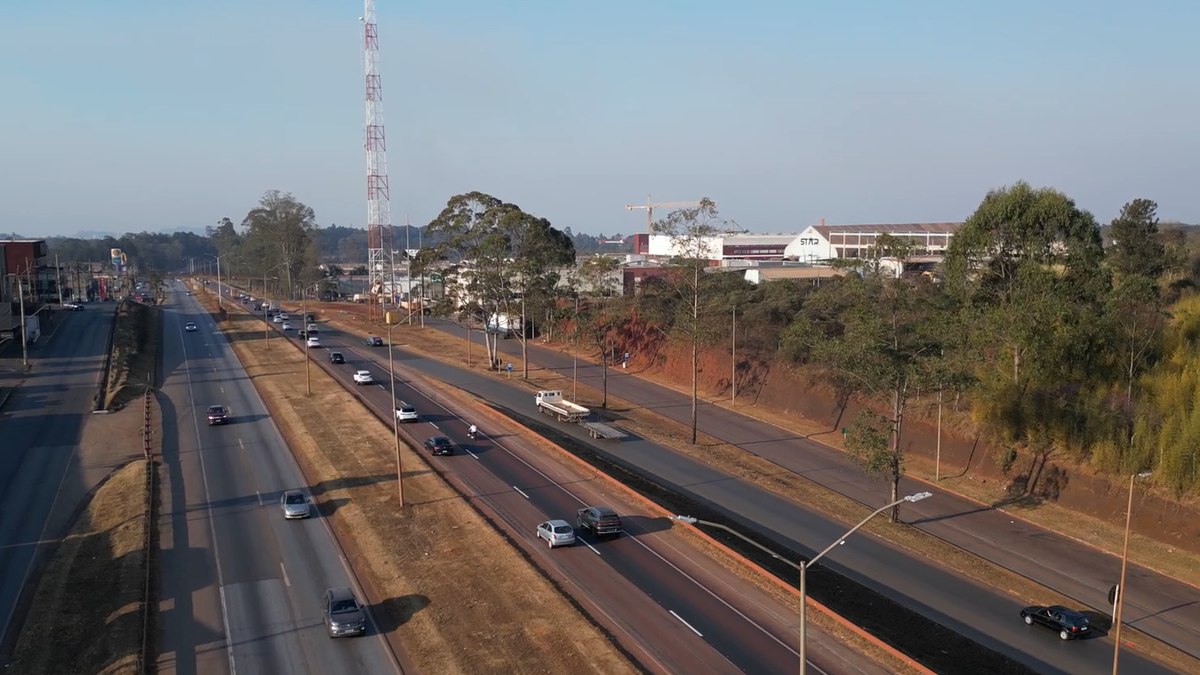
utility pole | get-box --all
[16,276,28,369]
[55,254,64,306]
[731,306,737,406]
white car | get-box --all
[353,370,374,385]
[278,312,289,320]
[184,322,198,332]
[395,405,418,422]
[306,323,319,333]
[306,336,321,348]
[273,315,283,323]
[536,520,576,548]
[281,322,292,331]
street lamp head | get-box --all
[904,491,933,503]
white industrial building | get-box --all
[783,222,962,263]
[635,232,798,262]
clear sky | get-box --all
[1,0,1196,238]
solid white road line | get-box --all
[280,562,291,588]
[670,610,703,637]
[512,486,530,499]
[256,491,263,506]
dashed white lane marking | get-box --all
[512,486,530,499]
[670,610,703,637]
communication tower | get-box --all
[363,0,392,302]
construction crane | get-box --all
[625,195,710,235]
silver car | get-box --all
[280,490,311,519]
[536,519,576,548]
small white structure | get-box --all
[642,233,797,262]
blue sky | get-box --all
[1,0,1196,238]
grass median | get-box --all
[199,292,637,674]
[10,460,149,674]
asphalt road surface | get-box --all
[245,297,878,675]
[359,317,1176,675]
[431,319,1200,665]
[155,283,398,675]
[0,307,112,657]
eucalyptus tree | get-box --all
[651,198,724,444]
[240,190,320,298]
[575,254,623,407]
[426,192,574,375]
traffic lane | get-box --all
[457,320,1200,660]
[360,347,1171,675]
[157,302,231,675]
[320,340,802,675]
[435,454,739,675]
[186,297,397,674]
[165,295,395,675]
[0,308,113,650]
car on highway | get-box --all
[364,335,383,346]
[576,505,621,538]
[536,520,576,548]
[272,314,283,323]
[306,323,319,333]
[395,405,418,422]
[306,336,321,348]
[329,351,345,364]
[278,312,289,320]
[206,405,229,426]
[321,587,367,638]
[353,370,374,385]
[281,322,293,331]
[297,329,308,338]
[1020,605,1090,640]
[280,490,311,519]
[63,302,84,310]
[184,322,198,332]
[423,436,455,456]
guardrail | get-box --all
[139,388,155,674]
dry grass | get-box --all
[104,301,159,410]
[10,460,148,675]
[329,318,1199,674]
[201,293,637,675]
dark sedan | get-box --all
[423,436,455,456]
[206,405,229,426]
[329,351,345,364]
[1020,605,1090,640]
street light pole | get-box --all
[731,305,737,406]
[1112,470,1151,674]
[387,320,405,506]
[573,295,580,401]
[798,492,932,675]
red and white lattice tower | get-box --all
[363,0,392,299]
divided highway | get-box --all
[240,294,879,675]
[311,314,1172,674]
[155,283,398,675]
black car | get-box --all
[576,505,622,538]
[206,405,229,426]
[298,329,308,338]
[1020,605,1090,640]
[329,351,345,364]
[423,436,455,456]
[322,587,366,638]
[364,335,383,346]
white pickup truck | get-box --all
[534,390,590,423]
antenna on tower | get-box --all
[363,0,392,316]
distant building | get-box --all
[2,238,51,339]
[784,222,962,262]
[633,232,797,263]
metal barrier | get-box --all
[139,386,156,672]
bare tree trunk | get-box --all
[691,334,698,444]
[889,386,904,523]
[521,297,528,379]
[601,336,608,409]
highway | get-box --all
[242,295,882,675]
[0,306,112,657]
[426,318,1200,665]
[155,283,397,675]
[316,314,1174,675]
